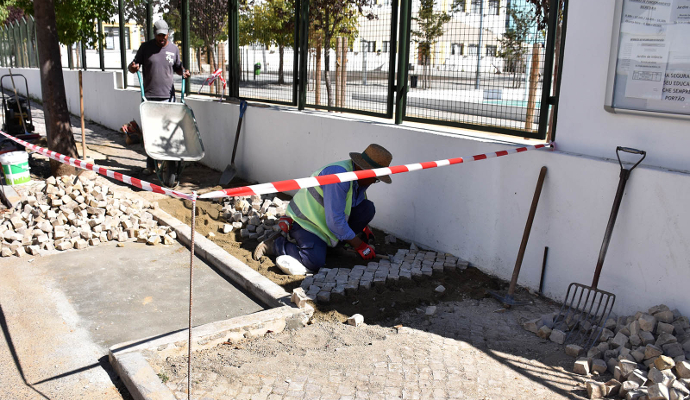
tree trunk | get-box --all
[34,0,77,176]
[315,40,322,105]
[278,45,285,84]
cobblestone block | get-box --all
[648,383,670,400]
[565,344,583,357]
[586,381,606,398]
[574,358,590,375]
[592,359,607,375]
[316,291,330,303]
[639,314,658,332]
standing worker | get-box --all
[128,19,191,175]
[253,144,393,273]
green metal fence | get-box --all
[0,16,38,68]
[2,0,568,140]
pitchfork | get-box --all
[554,147,646,350]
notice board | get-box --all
[605,0,690,119]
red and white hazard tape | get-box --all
[200,143,553,199]
[0,130,195,201]
[198,68,226,94]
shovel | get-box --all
[489,166,547,307]
[555,146,646,350]
[219,100,248,185]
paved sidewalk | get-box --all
[151,298,590,400]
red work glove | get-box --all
[355,241,376,260]
[362,226,375,242]
[278,216,293,233]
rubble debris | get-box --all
[347,314,364,327]
[0,175,176,257]
[545,304,690,399]
[217,195,288,241]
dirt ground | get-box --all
[154,193,512,325]
[23,149,515,326]
[148,297,587,400]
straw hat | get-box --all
[350,144,393,184]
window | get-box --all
[382,41,390,53]
[104,27,130,50]
[363,40,376,52]
[468,44,478,55]
[488,0,499,15]
[451,43,464,55]
[471,0,482,14]
[453,0,466,12]
[486,45,497,57]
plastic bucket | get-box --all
[0,151,30,186]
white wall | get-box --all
[4,0,690,318]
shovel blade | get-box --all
[554,283,616,351]
[219,163,237,185]
[488,290,530,307]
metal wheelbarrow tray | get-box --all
[137,71,205,187]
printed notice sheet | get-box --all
[611,0,690,114]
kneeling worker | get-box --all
[253,144,393,272]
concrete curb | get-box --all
[148,207,291,308]
[109,305,313,400]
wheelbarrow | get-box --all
[136,71,205,187]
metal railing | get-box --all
[4,0,568,140]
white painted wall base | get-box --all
[4,5,690,322]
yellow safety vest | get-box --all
[287,160,354,247]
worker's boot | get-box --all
[253,235,276,260]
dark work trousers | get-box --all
[145,95,176,170]
[273,199,375,272]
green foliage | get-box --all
[252,0,294,48]
[5,0,115,46]
[497,7,535,63]
[411,0,450,64]
[310,0,374,51]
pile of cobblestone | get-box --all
[0,174,174,257]
[218,195,287,241]
[296,248,468,304]
[525,304,690,399]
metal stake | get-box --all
[188,191,197,400]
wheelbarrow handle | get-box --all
[616,146,646,172]
[180,77,186,104]
[136,71,147,102]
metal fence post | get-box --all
[19,18,27,68]
[146,0,154,40]
[118,0,127,87]
[81,41,87,70]
[292,0,301,106]
[394,0,412,124]
[536,0,559,140]
[11,23,18,67]
[16,20,23,67]
[474,0,484,89]
[298,0,309,110]
[98,20,105,71]
[228,0,240,98]
[549,0,569,142]
[0,28,5,67]
[386,0,399,118]
[32,18,38,67]
[26,17,34,67]
[182,0,190,96]
[67,44,74,70]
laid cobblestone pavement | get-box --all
[151,297,590,400]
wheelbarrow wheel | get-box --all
[155,160,180,188]
[161,161,179,188]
